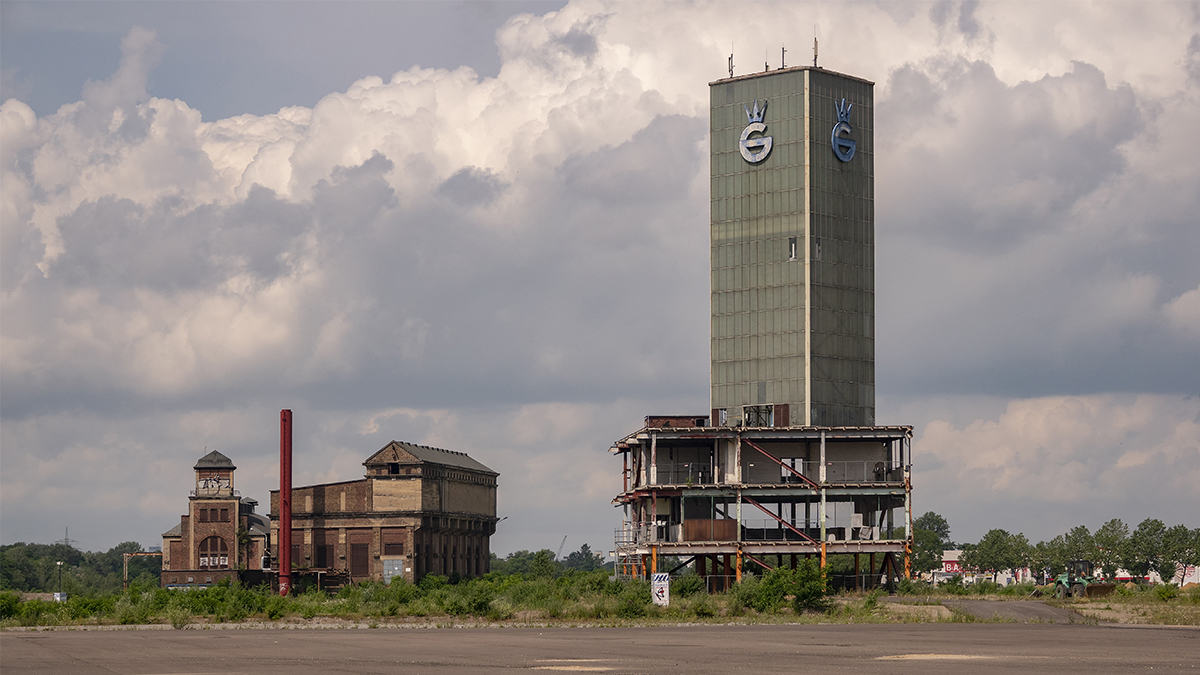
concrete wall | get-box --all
[709,67,875,426]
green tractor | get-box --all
[1054,560,1116,599]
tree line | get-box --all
[912,514,1200,583]
[488,543,608,577]
[1,541,161,594]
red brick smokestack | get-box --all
[279,409,292,596]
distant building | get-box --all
[269,441,499,584]
[160,451,270,587]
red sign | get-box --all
[944,560,962,573]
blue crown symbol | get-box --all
[835,98,852,124]
[743,99,767,124]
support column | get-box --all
[651,545,657,575]
[736,546,743,584]
[904,435,913,579]
[819,431,827,569]
[650,433,657,486]
[854,553,861,591]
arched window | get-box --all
[199,536,229,569]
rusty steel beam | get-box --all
[742,495,819,545]
[741,439,819,489]
[744,552,773,572]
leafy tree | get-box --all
[562,544,605,572]
[1061,525,1095,562]
[914,512,952,545]
[1122,518,1166,580]
[911,512,952,576]
[1093,519,1129,580]
[961,529,1027,583]
[1161,525,1199,584]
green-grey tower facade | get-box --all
[710,67,874,427]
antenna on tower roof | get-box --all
[782,45,787,69]
[728,49,735,78]
[813,33,819,67]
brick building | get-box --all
[269,441,498,584]
[160,450,270,587]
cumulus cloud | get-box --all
[912,394,1200,542]
[2,1,1198,552]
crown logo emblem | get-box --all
[835,98,852,123]
[743,99,767,124]
[831,97,856,162]
[739,99,772,164]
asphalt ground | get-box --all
[3,622,1198,674]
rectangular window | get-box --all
[383,543,404,556]
[315,545,333,568]
[788,236,797,261]
[198,509,208,523]
[220,508,229,522]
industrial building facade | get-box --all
[613,66,911,587]
[160,451,270,587]
[269,441,498,585]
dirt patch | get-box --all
[882,603,950,621]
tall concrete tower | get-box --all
[709,67,874,427]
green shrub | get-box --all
[616,580,651,618]
[688,595,716,618]
[672,574,705,598]
[418,574,448,592]
[1154,584,1179,602]
[264,595,287,620]
[0,592,20,619]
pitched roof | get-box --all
[194,450,235,470]
[364,441,497,475]
[162,522,182,538]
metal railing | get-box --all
[617,519,899,546]
[636,461,902,487]
[647,463,716,485]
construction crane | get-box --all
[555,535,568,561]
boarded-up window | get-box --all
[220,508,229,522]
[350,544,369,577]
[383,543,404,556]
[315,545,333,568]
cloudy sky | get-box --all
[2,1,1198,557]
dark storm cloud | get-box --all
[882,58,1140,252]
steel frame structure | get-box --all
[611,422,912,588]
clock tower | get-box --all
[161,450,269,586]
